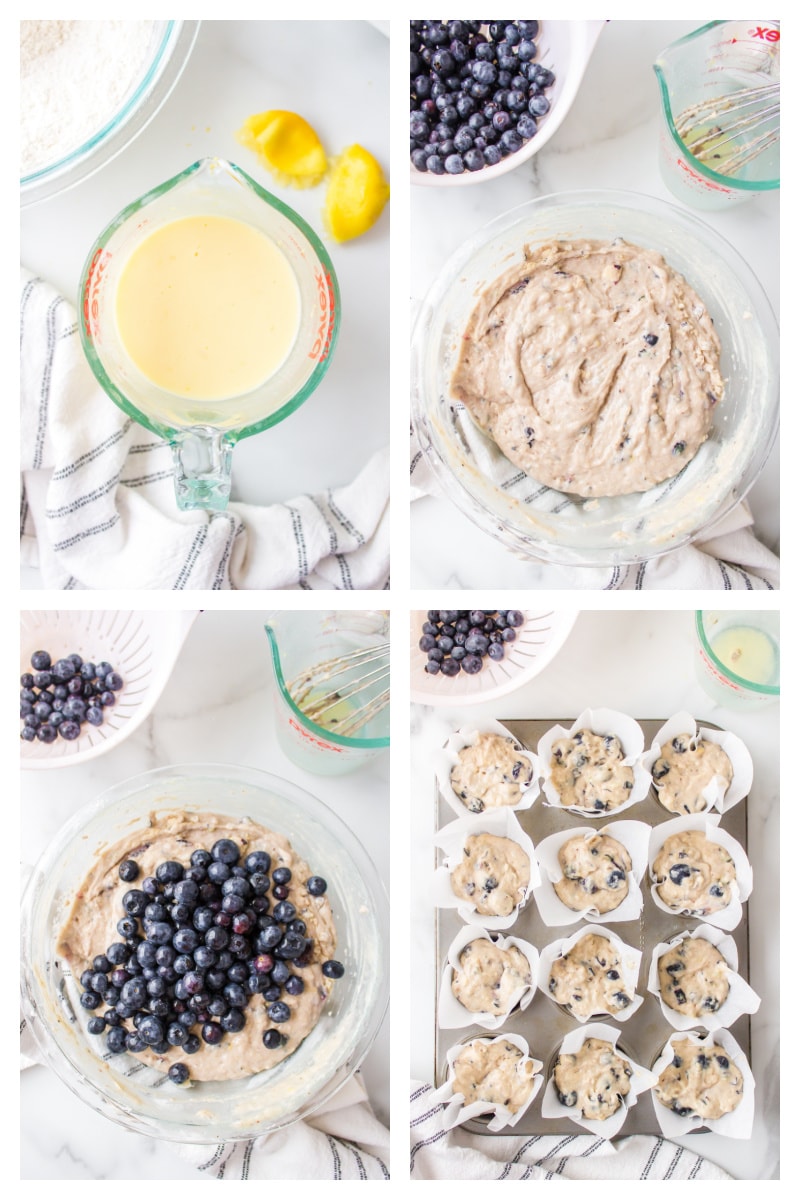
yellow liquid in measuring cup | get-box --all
[114,214,300,403]
[711,626,778,685]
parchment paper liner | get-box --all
[647,923,761,1032]
[438,924,539,1031]
[538,924,643,1023]
[533,820,650,927]
[541,1022,657,1138]
[432,1032,544,1132]
[650,1027,755,1138]
[434,808,539,931]
[537,708,651,818]
[641,711,753,816]
[436,717,540,819]
[648,814,752,931]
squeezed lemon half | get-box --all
[236,110,327,188]
[324,145,390,243]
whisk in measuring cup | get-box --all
[675,81,779,177]
[287,642,390,738]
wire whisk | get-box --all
[676,81,779,176]
[288,642,390,738]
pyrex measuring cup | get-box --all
[79,157,340,510]
[654,21,780,209]
[265,611,390,776]
[694,610,779,710]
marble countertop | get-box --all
[411,609,779,1179]
[20,609,389,1179]
[410,19,779,587]
[20,20,388,589]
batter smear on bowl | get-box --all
[451,237,724,497]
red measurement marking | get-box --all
[288,714,346,752]
[81,246,110,336]
[309,268,336,362]
[677,156,731,193]
[748,25,779,42]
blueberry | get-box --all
[285,975,305,996]
[557,1089,578,1108]
[80,990,101,1010]
[58,720,81,740]
[30,650,51,671]
[106,1026,127,1054]
[669,863,693,886]
[201,1022,224,1045]
[462,654,483,675]
[322,960,345,980]
[444,153,465,174]
[716,1055,730,1069]
[262,1029,286,1050]
[118,860,139,883]
[307,876,327,896]
[267,1001,291,1024]
[168,1062,190,1085]
[156,859,183,884]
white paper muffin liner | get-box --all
[538,924,643,1023]
[541,1022,657,1138]
[436,718,540,819]
[648,814,753,931]
[533,820,650,927]
[647,923,761,1032]
[650,1027,755,1138]
[537,708,651,818]
[641,711,753,816]
[434,807,539,931]
[432,1032,544,1132]
[438,924,539,1030]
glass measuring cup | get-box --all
[265,611,390,776]
[694,610,779,710]
[654,21,780,210]
[79,157,340,510]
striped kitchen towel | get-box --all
[410,1081,730,1180]
[411,414,779,590]
[20,269,389,590]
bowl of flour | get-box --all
[20,20,199,206]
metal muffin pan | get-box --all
[434,718,751,1137]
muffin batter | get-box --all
[553,1036,633,1121]
[57,810,337,1081]
[450,732,534,813]
[655,1038,744,1120]
[551,730,634,812]
[452,1038,537,1114]
[652,830,736,917]
[658,936,730,1017]
[554,832,632,914]
[652,734,733,814]
[450,833,530,918]
[450,237,724,498]
[548,932,633,1019]
[451,937,531,1015]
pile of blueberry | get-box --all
[420,610,524,676]
[410,21,555,176]
[77,838,343,1085]
[20,650,124,743]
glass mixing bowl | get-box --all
[411,189,779,568]
[20,763,388,1143]
[21,21,200,207]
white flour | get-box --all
[20,20,157,177]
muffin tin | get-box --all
[434,718,752,1137]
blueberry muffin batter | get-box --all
[452,1038,537,1115]
[450,832,531,918]
[652,734,733,814]
[652,830,736,917]
[548,932,634,1019]
[655,1038,744,1120]
[450,732,534,813]
[451,938,531,1015]
[450,237,724,498]
[553,832,632,914]
[553,1036,633,1121]
[658,936,730,1017]
[550,730,634,813]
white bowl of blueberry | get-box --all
[20,610,197,769]
[410,20,604,184]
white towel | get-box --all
[410,421,779,590]
[410,1081,730,1179]
[20,270,390,590]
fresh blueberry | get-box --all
[262,1029,286,1050]
[268,1001,291,1023]
[306,876,327,896]
[322,960,345,979]
[118,860,139,883]
[168,1062,190,1084]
